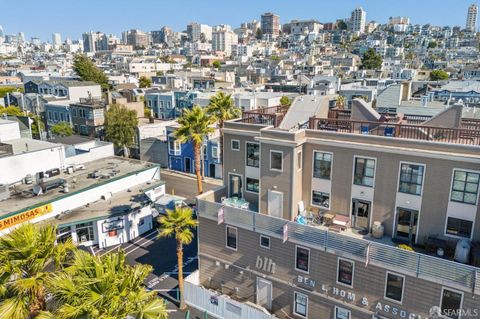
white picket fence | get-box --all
[184,271,275,319]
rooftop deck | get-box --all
[240,105,289,127]
[309,115,480,146]
[197,187,480,295]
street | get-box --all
[97,170,220,318]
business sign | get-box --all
[0,204,53,231]
[102,218,124,233]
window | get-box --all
[169,139,181,155]
[450,170,479,205]
[293,292,308,317]
[226,226,237,250]
[246,177,259,193]
[231,139,240,151]
[337,259,354,287]
[270,151,283,171]
[246,142,259,167]
[76,222,94,243]
[295,246,309,272]
[211,146,219,158]
[311,191,329,208]
[297,150,302,170]
[313,152,332,179]
[354,157,375,187]
[260,235,270,249]
[446,217,473,238]
[440,288,463,319]
[334,307,351,319]
[399,163,424,195]
[384,272,404,303]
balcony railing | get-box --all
[197,198,480,295]
[240,105,289,128]
[308,117,480,146]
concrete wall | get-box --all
[64,141,114,166]
[0,120,21,142]
[198,217,479,319]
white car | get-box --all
[154,194,189,217]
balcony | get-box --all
[197,187,480,295]
[308,117,480,146]
[240,105,289,127]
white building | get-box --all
[466,3,478,32]
[52,33,62,47]
[187,23,212,42]
[0,120,165,248]
[212,25,238,55]
[351,7,367,34]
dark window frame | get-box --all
[313,151,332,180]
[398,163,424,195]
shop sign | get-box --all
[0,204,53,231]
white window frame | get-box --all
[293,291,308,318]
[294,245,310,274]
[439,287,464,319]
[312,151,333,180]
[397,161,426,196]
[225,226,238,251]
[211,145,219,159]
[334,306,351,319]
[259,235,270,249]
[270,150,283,172]
[245,177,260,194]
[231,139,240,151]
[384,271,405,304]
[336,258,355,288]
[444,216,474,240]
[352,155,377,188]
[311,190,330,209]
[448,168,480,206]
[169,139,181,156]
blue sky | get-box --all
[1,0,477,41]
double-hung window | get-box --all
[399,163,424,195]
[313,152,332,179]
[354,157,375,187]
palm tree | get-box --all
[0,223,75,319]
[207,92,241,163]
[42,250,167,319]
[336,95,346,109]
[158,206,197,311]
[175,105,215,194]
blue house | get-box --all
[166,125,222,179]
[44,101,72,131]
[145,90,200,120]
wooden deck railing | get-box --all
[308,117,480,146]
[240,105,289,127]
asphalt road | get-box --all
[96,171,218,318]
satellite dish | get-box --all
[32,185,43,196]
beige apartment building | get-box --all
[195,97,480,319]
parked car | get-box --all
[153,194,189,216]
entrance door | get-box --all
[184,157,192,173]
[351,199,371,232]
[256,278,272,310]
[395,208,419,243]
[268,190,283,218]
[229,174,242,198]
[209,163,216,178]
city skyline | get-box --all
[1,0,478,41]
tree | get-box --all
[104,104,138,157]
[0,86,23,98]
[255,28,263,40]
[428,41,437,49]
[280,96,292,107]
[175,105,215,194]
[72,54,109,90]
[336,95,346,109]
[207,92,241,164]
[360,48,383,70]
[0,223,75,319]
[43,250,167,319]
[336,20,348,31]
[144,107,152,118]
[139,76,152,88]
[51,122,74,137]
[0,105,23,116]
[212,60,221,69]
[430,69,449,81]
[158,206,197,310]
